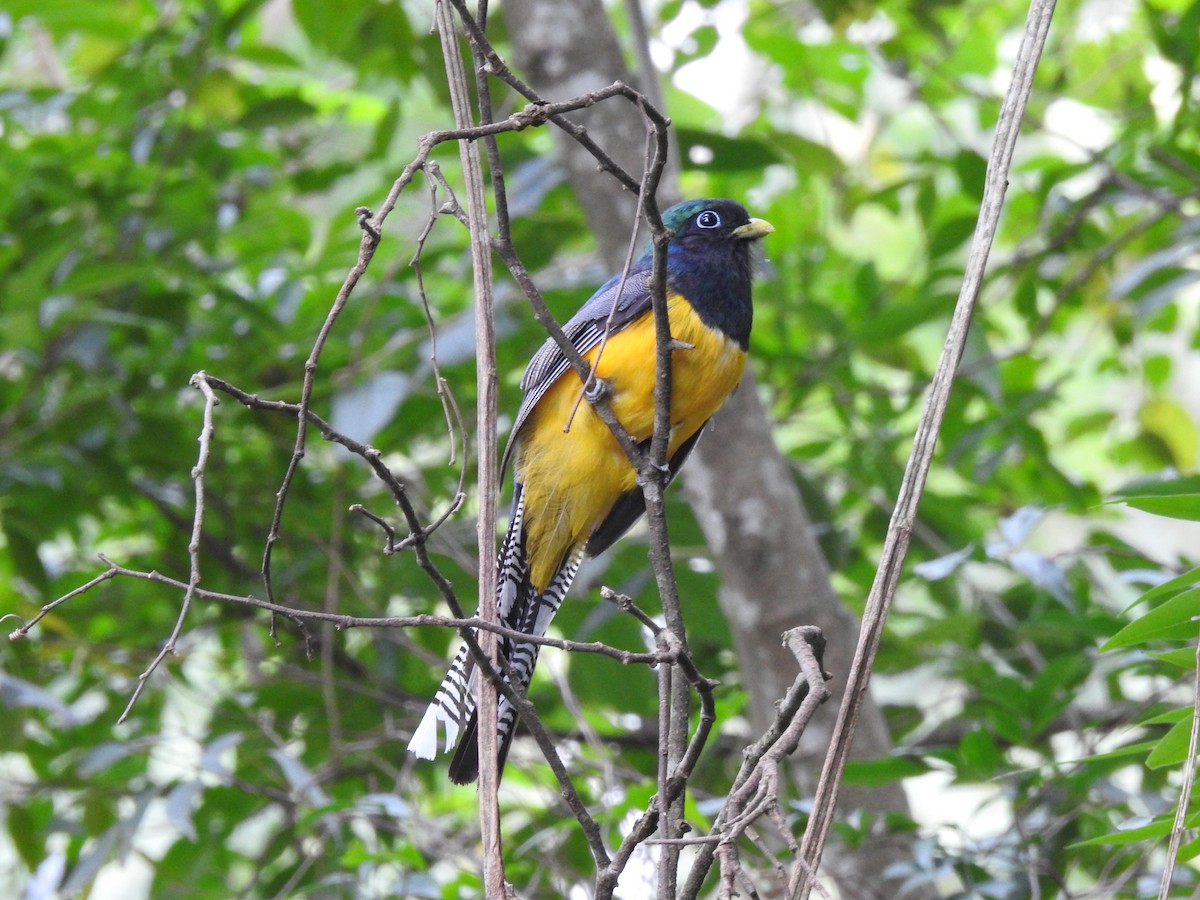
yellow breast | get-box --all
[515,291,747,590]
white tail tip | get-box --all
[407,706,460,759]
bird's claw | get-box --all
[636,459,671,485]
[584,376,611,403]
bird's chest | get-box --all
[591,291,747,446]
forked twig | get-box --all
[679,627,830,899]
[119,374,222,720]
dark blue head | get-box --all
[650,199,773,349]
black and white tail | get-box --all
[407,485,582,784]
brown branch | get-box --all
[445,9,717,893]
[470,37,696,893]
[411,162,470,473]
[253,51,675,629]
[6,567,118,641]
[635,122,691,897]
[194,373,463,613]
[793,3,1057,898]
[258,198,381,632]
[118,374,220,721]
[679,627,831,900]
[596,589,722,899]
[432,3,506,891]
[449,0,676,472]
[446,0,643,197]
[10,556,674,671]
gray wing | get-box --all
[500,264,654,478]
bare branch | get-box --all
[1157,622,1200,899]
[680,627,831,899]
[117,374,222,721]
[194,374,462,611]
[411,163,470,471]
[16,557,672,668]
[433,2,506,890]
[8,566,119,642]
[794,3,1057,898]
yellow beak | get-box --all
[732,217,774,240]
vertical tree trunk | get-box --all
[504,3,927,895]
[503,0,667,270]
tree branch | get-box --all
[432,3,505,892]
[794,3,1057,897]
[679,627,831,899]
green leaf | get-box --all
[764,132,843,175]
[238,96,319,130]
[953,150,987,201]
[1,514,49,596]
[1136,565,1200,607]
[372,97,402,158]
[929,215,978,258]
[56,262,150,296]
[293,0,370,54]
[958,729,1004,776]
[1111,476,1200,521]
[1146,714,1199,769]
[7,801,45,869]
[676,128,782,172]
[844,755,930,786]
[1140,707,1192,727]
[1068,739,1161,766]
[1070,812,1193,848]
[1179,832,1200,862]
[1138,397,1199,472]
[1102,586,1200,650]
[1119,493,1200,521]
[4,0,151,40]
[1149,647,1198,669]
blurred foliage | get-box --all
[1,0,1200,897]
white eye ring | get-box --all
[696,210,721,229]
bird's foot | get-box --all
[584,376,611,403]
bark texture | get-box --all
[504,2,927,895]
[503,0,666,270]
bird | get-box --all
[407,198,773,784]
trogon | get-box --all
[408,198,773,783]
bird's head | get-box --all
[660,198,774,249]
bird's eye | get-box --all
[696,210,721,229]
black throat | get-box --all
[665,237,755,350]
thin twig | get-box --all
[433,2,505,891]
[623,99,691,896]
[7,567,119,641]
[679,627,830,899]
[259,200,380,636]
[411,162,469,470]
[117,374,219,721]
[563,173,653,433]
[1156,618,1200,899]
[197,374,462,607]
[597,590,724,898]
[12,557,671,667]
